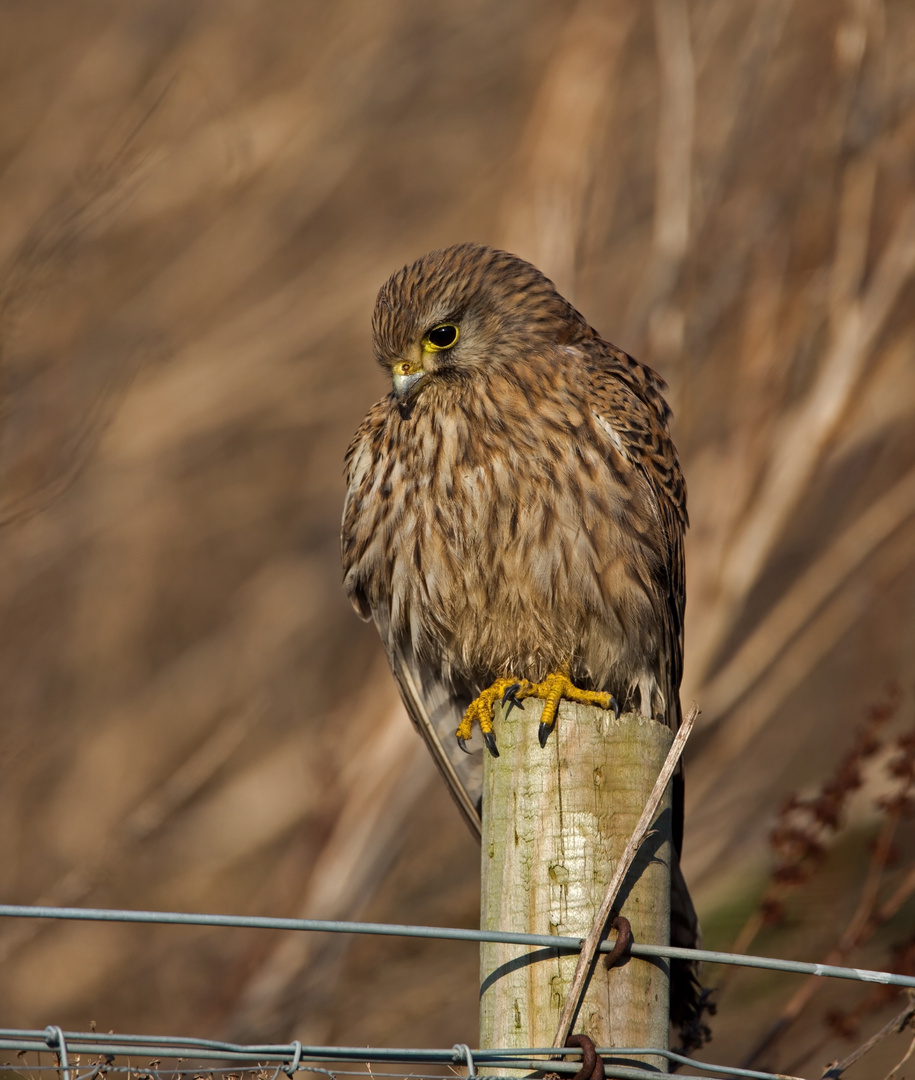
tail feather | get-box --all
[670,856,715,1053]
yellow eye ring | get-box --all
[423,323,459,351]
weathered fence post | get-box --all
[479,700,673,1074]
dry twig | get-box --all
[820,996,915,1079]
[882,1026,915,1080]
[741,693,915,1069]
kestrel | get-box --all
[341,243,703,1040]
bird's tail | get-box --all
[670,856,715,1052]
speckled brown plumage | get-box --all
[342,243,705,1043]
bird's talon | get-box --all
[501,682,523,704]
[455,674,618,757]
[501,681,525,717]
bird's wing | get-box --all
[587,342,687,732]
[587,341,688,856]
[342,405,484,840]
[371,602,483,838]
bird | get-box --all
[341,242,707,1045]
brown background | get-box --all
[1,2,914,1076]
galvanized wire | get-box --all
[1,902,905,1080]
[0,1072,788,1080]
[1,904,912,990]
[0,1029,801,1080]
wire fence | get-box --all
[0,1026,812,1080]
[1,904,912,1080]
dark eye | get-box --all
[426,323,459,349]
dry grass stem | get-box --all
[625,0,694,361]
[691,519,915,819]
[874,865,915,925]
[694,197,915,685]
[229,692,432,1040]
[819,997,915,1079]
[700,464,915,723]
[882,1025,915,1080]
[743,695,915,1069]
[499,1,636,296]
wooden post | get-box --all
[479,700,673,1075]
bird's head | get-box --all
[372,243,589,401]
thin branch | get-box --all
[836,812,900,954]
[551,704,697,1048]
[719,689,898,991]
[820,996,915,1079]
[745,798,908,1068]
[875,865,915,925]
[882,1027,915,1080]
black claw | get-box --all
[501,682,522,703]
[457,735,470,754]
[483,731,500,758]
[538,720,554,748]
[610,695,621,719]
[501,682,525,717]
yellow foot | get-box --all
[511,672,620,747]
[455,678,521,758]
[455,673,621,756]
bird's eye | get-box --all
[424,323,459,350]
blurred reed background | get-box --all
[1,1,914,1076]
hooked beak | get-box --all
[392,364,425,399]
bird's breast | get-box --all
[381,404,657,685]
